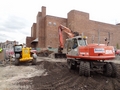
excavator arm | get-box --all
[57,25,79,55]
[58,25,75,53]
[58,25,75,49]
[55,24,79,58]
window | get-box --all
[66,40,72,52]
[14,46,22,52]
[72,39,78,49]
[53,22,56,26]
[48,22,52,25]
[78,38,86,46]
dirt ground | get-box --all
[0,56,120,90]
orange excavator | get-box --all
[55,24,117,77]
[55,25,79,58]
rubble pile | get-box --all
[37,50,54,57]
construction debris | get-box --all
[37,49,54,57]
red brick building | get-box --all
[26,6,120,50]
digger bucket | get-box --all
[54,53,66,58]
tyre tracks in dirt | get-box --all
[27,58,120,90]
[54,74,79,89]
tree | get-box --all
[116,43,120,49]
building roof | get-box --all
[31,38,38,43]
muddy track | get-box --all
[27,60,120,90]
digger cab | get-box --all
[13,45,37,65]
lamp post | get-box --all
[98,29,100,45]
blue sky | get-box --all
[0,0,120,44]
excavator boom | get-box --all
[58,25,75,49]
[55,25,78,58]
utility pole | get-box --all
[108,32,110,45]
[98,30,100,45]
[81,33,84,40]
[92,35,94,43]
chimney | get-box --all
[42,6,46,17]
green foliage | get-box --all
[0,48,2,52]
[116,43,120,49]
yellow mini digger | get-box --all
[13,44,37,65]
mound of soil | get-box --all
[28,60,120,90]
[37,50,54,57]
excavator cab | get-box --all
[13,44,37,65]
[64,36,87,53]
[55,36,87,58]
[77,36,87,46]
[72,39,78,49]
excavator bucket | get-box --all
[54,53,66,58]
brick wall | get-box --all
[35,6,46,48]
[31,23,36,38]
[26,6,120,49]
[45,15,67,48]
[67,10,120,47]
[39,6,46,48]
[67,10,89,31]
[26,37,35,47]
